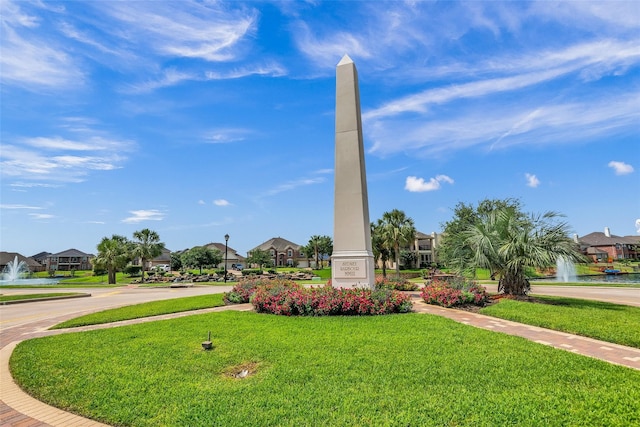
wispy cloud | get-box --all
[0,204,44,210]
[608,161,634,175]
[0,1,85,90]
[1,125,135,184]
[29,213,55,220]
[214,199,231,207]
[93,1,258,62]
[292,21,372,68]
[204,62,287,80]
[204,128,252,144]
[264,176,326,196]
[525,173,540,188]
[367,91,639,158]
[405,175,454,192]
[121,209,165,224]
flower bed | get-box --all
[223,277,275,304]
[421,278,488,308]
[242,280,412,316]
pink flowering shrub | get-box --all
[250,282,413,316]
[224,277,291,304]
[420,278,488,308]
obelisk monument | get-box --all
[331,55,375,289]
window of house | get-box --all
[270,250,275,256]
[287,249,293,257]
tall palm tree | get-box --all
[371,221,391,278]
[463,208,585,295]
[380,209,416,277]
[132,229,164,281]
[93,235,130,284]
[308,235,322,269]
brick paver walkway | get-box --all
[2,296,639,426]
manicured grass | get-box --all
[481,296,640,348]
[59,272,135,285]
[51,294,225,329]
[0,293,84,302]
[12,311,640,426]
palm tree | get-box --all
[308,235,322,269]
[132,229,164,281]
[371,221,391,278]
[93,235,131,284]
[379,209,416,277]
[462,208,585,295]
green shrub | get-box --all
[123,265,142,276]
[241,268,262,276]
[375,277,419,291]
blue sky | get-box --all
[1,1,639,257]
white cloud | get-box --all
[29,213,55,220]
[125,68,198,93]
[0,1,85,90]
[214,199,231,207]
[95,1,258,62]
[636,219,640,234]
[198,200,206,205]
[367,91,640,158]
[525,173,540,188]
[1,130,134,184]
[0,204,44,210]
[204,62,286,80]
[608,161,634,175]
[405,175,454,192]
[265,177,326,196]
[121,209,165,223]
[204,128,251,144]
[292,21,372,67]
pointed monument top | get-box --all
[337,54,353,66]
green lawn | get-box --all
[481,296,640,348]
[51,294,225,329]
[0,293,84,302]
[11,311,640,426]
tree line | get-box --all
[94,198,584,295]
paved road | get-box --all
[482,284,640,307]
[0,285,233,330]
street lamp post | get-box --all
[224,234,229,283]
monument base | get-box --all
[331,250,376,289]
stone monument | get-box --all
[331,55,376,289]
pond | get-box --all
[533,273,640,285]
[0,278,60,286]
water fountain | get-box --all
[2,255,29,281]
[556,257,576,282]
[1,255,58,285]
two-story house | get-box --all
[248,237,309,268]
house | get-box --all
[248,237,309,268]
[203,243,246,270]
[579,227,640,262]
[0,252,44,273]
[147,248,172,269]
[31,252,51,270]
[378,231,441,270]
[45,249,94,271]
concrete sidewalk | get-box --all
[2,298,639,426]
